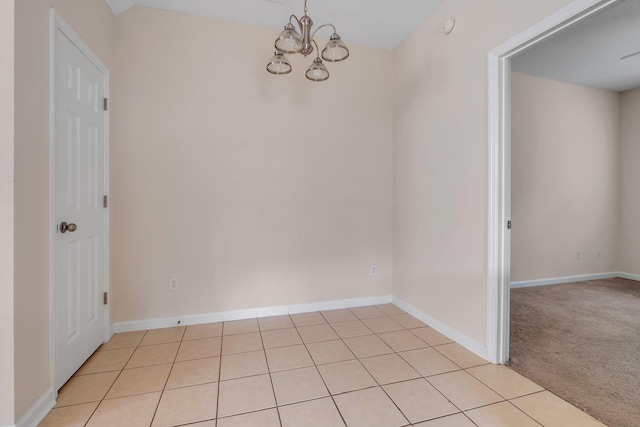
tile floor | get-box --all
[39,304,608,427]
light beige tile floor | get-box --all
[39,304,609,427]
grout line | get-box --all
[57,304,555,427]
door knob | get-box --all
[60,222,77,233]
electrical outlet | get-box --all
[597,250,603,259]
[370,264,377,276]
[169,279,179,291]
[576,250,582,261]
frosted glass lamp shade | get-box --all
[266,52,292,75]
[305,57,329,81]
[321,33,349,62]
[275,23,303,54]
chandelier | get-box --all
[266,0,350,82]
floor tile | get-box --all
[399,348,460,377]
[98,331,145,351]
[140,326,185,346]
[217,408,280,427]
[221,332,263,355]
[467,364,544,399]
[75,347,135,375]
[375,304,406,316]
[343,335,393,358]
[39,402,98,426]
[183,322,223,341]
[176,337,222,361]
[320,309,358,323]
[331,320,372,339]
[317,360,377,395]
[427,370,503,411]
[434,343,488,368]
[297,324,339,343]
[265,344,314,372]
[383,378,458,424]
[220,350,268,380]
[378,330,429,352]
[306,340,355,365]
[361,317,404,334]
[290,312,327,327]
[151,382,218,427]
[258,315,294,331]
[465,401,542,427]
[348,306,387,319]
[217,374,276,418]
[187,421,217,427]
[410,327,453,346]
[360,353,420,385]
[125,342,179,368]
[413,413,476,427]
[279,397,346,427]
[106,364,172,399]
[390,314,426,329]
[87,392,161,427]
[272,366,329,405]
[334,387,409,427]
[55,372,119,407]
[165,357,220,389]
[187,421,216,427]
[224,318,259,335]
[261,328,302,349]
[511,391,608,427]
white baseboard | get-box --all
[14,387,55,427]
[617,271,640,282]
[510,272,619,289]
[391,296,489,362]
[113,295,393,333]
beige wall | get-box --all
[511,73,620,282]
[393,0,573,346]
[0,0,15,423]
[618,88,640,276]
[111,7,394,322]
[13,0,114,419]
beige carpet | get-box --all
[509,278,640,427]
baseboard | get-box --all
[13,387,55,427]
[510,272,619,289]
[617,271,640,282]
[113,294,393,333]
[391,296,489,362]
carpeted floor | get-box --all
[509,278,640,427]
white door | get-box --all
[53,28,108,390]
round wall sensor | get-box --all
[442,18,456,35]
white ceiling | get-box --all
[511,0,640,93]
[105,0,446,50]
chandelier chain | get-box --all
[304,0,308,16]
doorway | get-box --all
[486,0,620,364]
[49,10,111,391]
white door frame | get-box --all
[49,9,111,393]
[486,0,621,364]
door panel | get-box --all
[54,29,107,390]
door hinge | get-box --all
[103,98,108,111]
[103,292,108,305]
[103,195,108,208]
[507,220,512,230]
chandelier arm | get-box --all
[310,23,337,41]
[311,39,321,59]
[289,14,301,28]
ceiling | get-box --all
[105,0,446,50]
[511,0,640,93]
[105,0,640,92]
